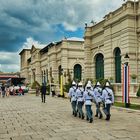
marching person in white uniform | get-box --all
[68,81,77,117]
[76,82,84,119]
[83,83,94,123]
[93,81,103,119]
[101,81,114,121]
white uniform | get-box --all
[101,86,114,120]
[102,87,114,105]
[93,87,102,103]
[76,88,84,102]
[83,90,93,105]
[76,87,84,119]
[68,86,77,102]
[83,89,94,122]
[93,86,103,118]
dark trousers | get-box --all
[77,101,84,118]
[85,105,93,120]
[41,93,46,103]
[103,104,111,120]
[95,102,102,116]
[71,101,77,116]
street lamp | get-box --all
[124,53,129,65]
[123,53,130,108]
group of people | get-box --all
[0,84,24,97]
[68,80,114,123]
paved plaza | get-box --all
[0,94,140,140]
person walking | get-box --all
[18,86,23,96]
[6,85,10,97]
[93,81,103,119]
[51,85,55,97]
[101,81,114,121]
[76,82,84,119]
[68,81,77,117]
[40,83,47,103]
[83,83,94,123]
[36,85,40,96]
[1,83,6,98]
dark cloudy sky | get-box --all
[0,0,125,72]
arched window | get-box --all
[114,48,121,83]
[74,64,82,81]
[95,53,104,80]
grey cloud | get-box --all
[0,0,124,72]
[0,52,19,64]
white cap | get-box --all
[72,81,76,85]
[96,82,101,86]
[87,80,92,85]
[86,83,91,88]
[78,82,83,86]
[106,82,110,86]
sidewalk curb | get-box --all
[112,106,140,112]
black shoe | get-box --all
[89,118,93,123]
[79,115,81,118]
[74,112,77,117]
[106,115,110,121]
[72,111,74,115]
[82,115,85,119]
[99,114,103,119]
[95,114,98,117]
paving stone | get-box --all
[0,94,140,140]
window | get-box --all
[114,48,121,83]
[74,64,82,81]
[95,53,104,79]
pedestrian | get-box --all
[36,85,40,96]
[101,81,114,121]
[18,86,23,96]
[93,81,103,119]
[6,85,10,97]
[40,83,47,103]
[1,83,6,98]
[51,85,55,97]
[9,85,14,95]
[76,82,84,119]
[83,83,94,123]
[68,81,77,117]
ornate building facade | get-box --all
[84,0,140,103]
[19,37,84,86]
[19,1,140,103]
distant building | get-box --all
[19,37,84,85]
[0,72,19,84]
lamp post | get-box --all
[123,53,130,108]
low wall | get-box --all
[112,83,140,104]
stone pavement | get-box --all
[0,94,140,140]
